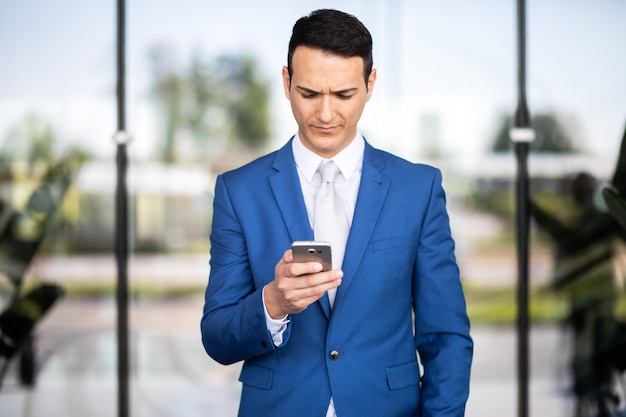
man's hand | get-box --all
[264,249,343,319]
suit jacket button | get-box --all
[261,340,268,349]
[329,350,340,360]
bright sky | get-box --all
[1,0,625,167]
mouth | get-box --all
[313,125,338,135]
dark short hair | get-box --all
[287,9,373,86]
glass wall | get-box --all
[1,1,625,416]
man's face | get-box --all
[282,46,376,158]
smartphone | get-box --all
[292,241,333,271]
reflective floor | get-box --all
[1,296,571,417]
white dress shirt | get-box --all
[292,133,363,231]
[262,133,364,417]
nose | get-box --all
[317,95,334,123]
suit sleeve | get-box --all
[413,169,473,417]
[200,174,283,365]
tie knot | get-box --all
[319,161,340,183]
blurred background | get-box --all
[1,1,625,416]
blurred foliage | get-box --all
[0,113,91,175]
[602,122,626,231]
[149,45,271,163]
[0,114,55,171]
[604,187,626,231]
[491,112,581,153]
[464,283,626,325]
[464,185,515,222]
[54,281,205,299]
[465,111,583,224]
[464,285,567,325]
[463,181,580,230]
[0,114,91,257]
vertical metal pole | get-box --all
[510,1,534,417]
[514,139,530,417]
[114,0,131,416]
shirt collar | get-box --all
[292,133,365,183]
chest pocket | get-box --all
[372,235,418,252]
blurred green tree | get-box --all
[0,113,55,175]
[149,46,271,163]
[491,112,580,153]
[149,46,186,164]
[0,114,90,255]
[466,112,584,224]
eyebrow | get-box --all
[295,85,359,95]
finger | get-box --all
[289,261,324,277]
[295,271,343,303]
[280,270,345,313]
[298,269,343,292]
[321,269,343,288]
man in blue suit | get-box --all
[201,9,473,417]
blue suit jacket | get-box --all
[201,139,473,417]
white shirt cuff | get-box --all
[262,285,289,346]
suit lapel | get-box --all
[336,143,390,302]
[269,139,314,243]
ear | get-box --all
[282,66,291,99]
[366,69,377,100]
